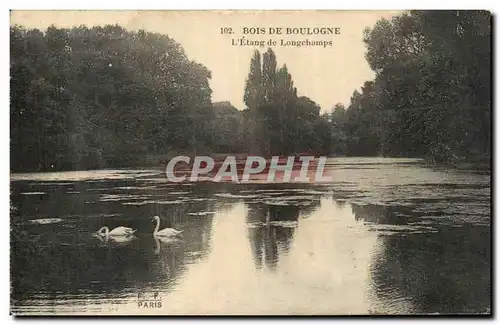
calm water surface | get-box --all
[10,158,491,315]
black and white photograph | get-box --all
[9,10,491,315]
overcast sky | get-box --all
[11,10,400,112]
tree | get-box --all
[10,24,215,171]
[242,48,330,156]
[243,50,263,111]
[349,10,491,163]
[211,101,244,153]
[262,48,277,103]
[330,103,347,154]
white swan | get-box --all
[152,215,183,238]
[94,233,136,244]
[97,226,137,237]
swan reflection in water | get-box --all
[154,236,182,255]
[150,236,185,280]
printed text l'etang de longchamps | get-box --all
[225,27,341,48]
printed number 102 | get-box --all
[220,27,233,34]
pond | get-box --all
[10,158,491,315]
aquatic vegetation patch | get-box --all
[28,218,64,225]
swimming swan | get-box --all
[152,215,183,238]
[97,226,137,237]
[94,233,136,244]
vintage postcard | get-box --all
[10,10,491,316]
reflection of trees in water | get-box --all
[296,200,322,216]
[351,203,491,313]
[335,199,347,208]
[245,202,319,271]
[369,226,490,313]
[351,203,412,225]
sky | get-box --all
[10,10,400,112]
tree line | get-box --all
[329,10,491,164]
[10,24,331,172]
[10,11,491,172]
[240,48,331,156]
[11,24,216,172]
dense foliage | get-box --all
[11,10,491,172]
[331,10,491,163]
[11,24,214,171]
[242,48,331,155]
